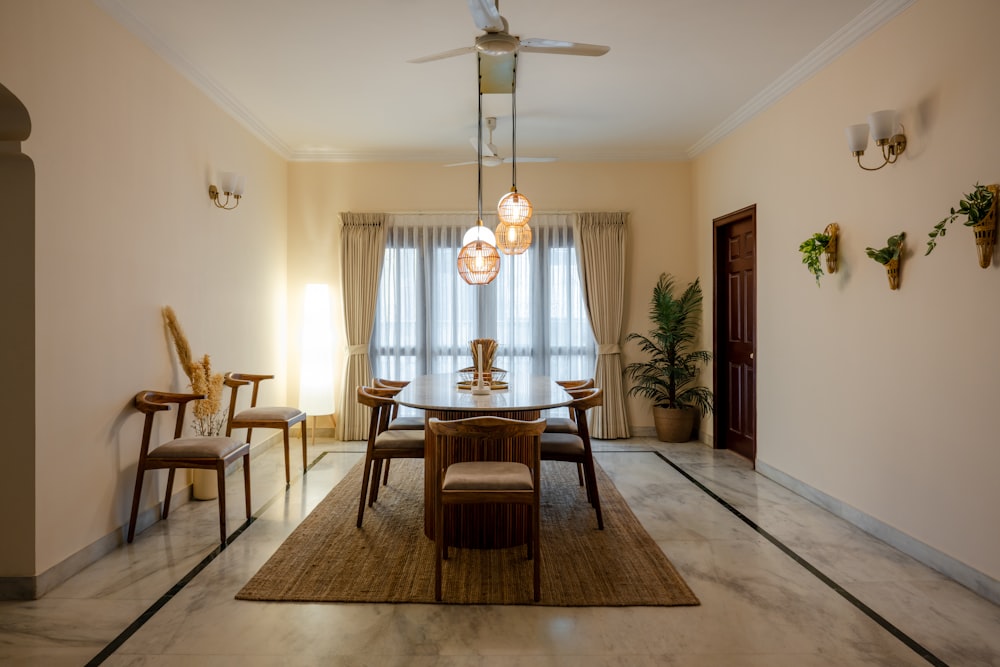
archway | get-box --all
[0,82,37,598]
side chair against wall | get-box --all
[355,385,425,527]
[540,387,604,530]
[128,391,251,548]
[428,416,547,602]
[372,378,424,485]
[224,372,307,487]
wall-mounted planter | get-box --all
[824,222,839,273]
[973,184,998,268]
[798,223,840,286]
[926,183,998,268]
[866,232,906,291]
[885,256,901,290]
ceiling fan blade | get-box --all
[505,157,558,163]
[408,46,475,64]
[445,156,503,167]
[468,136,498,157]
[519,38,610,57]
[467,0,505,32]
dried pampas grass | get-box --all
[162,307,225,436]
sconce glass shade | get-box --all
[497,189,533,226]
[845,123,870,154]
[462,222,497,247]
[868,109,898,144]
[457,235,501,285]
[496,220,532,255]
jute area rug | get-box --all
[237,457,699,606]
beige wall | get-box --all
[0,0,288,580]
[286,160,693,433]
[693,0,1000,580]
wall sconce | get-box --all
[208,171,245,209]
[845,110,906,171]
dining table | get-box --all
[395,373,571,548]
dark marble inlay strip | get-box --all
[86,450,363,666]
[652,450,948,667]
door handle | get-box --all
[750,352,754,360]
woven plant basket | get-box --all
[824,222,839,274]
[886,257,900,290]
[972,185,998,269]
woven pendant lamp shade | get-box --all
[457,237,501,285]
[497,189,533,226]
[495,219,532,255]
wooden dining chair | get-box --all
[128,391,251,548]
[372,378,424,485]
[428,416,547,602]
[540,387,604,530]
[224,372,307,486]
[355,385,425,527]
[547,379,595,486]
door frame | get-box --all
[711,205,757,460]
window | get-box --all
[371,213,595,388]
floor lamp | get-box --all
[299,283,335,445]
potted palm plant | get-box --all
[625,273,714,442]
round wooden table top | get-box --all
[395,373,571,413]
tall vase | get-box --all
[192,469,218,500]
[886,258,900,290]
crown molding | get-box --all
[686,0,916,158]
[93,0,293,159]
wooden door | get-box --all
[713,207,756,462]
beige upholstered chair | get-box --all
[428,416,547,602]
[540,387,604,530]
[128,390,251,547]
[355,385,425,527]
[224,372,307,486]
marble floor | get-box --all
[1,437,998,666]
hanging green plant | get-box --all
[866,232,906,290]
[798,223,839,286]
[925,183,997,267]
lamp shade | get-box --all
[496,220,532,255]
[299,283,335,415]
[457,238,501,285]
[867,109,897,143]
[497,189,533,226]
[845,123,869,154]
[462,222,497,247]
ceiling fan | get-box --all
[445,117,556,167]
[409,0,610,64]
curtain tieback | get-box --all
[347,345,368,355]
[597,343,621,355]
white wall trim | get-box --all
[756,458,1000,607]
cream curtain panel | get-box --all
[336,212,387,440]
[574,212,630,439]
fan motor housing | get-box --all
[476,32,518,56]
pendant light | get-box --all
[457,55,500,286]
[496,53,534,233]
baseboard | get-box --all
[0,432,283,600]
[756,459,1000,606]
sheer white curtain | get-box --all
[372,213,595,397]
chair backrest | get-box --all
[566,387,603,442]
[356,385,400,437]
[428,416,547,472]
[224,371,274,410]
[134,390,206,455]
[556,378,595,390]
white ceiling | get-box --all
[95,0,913,163]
